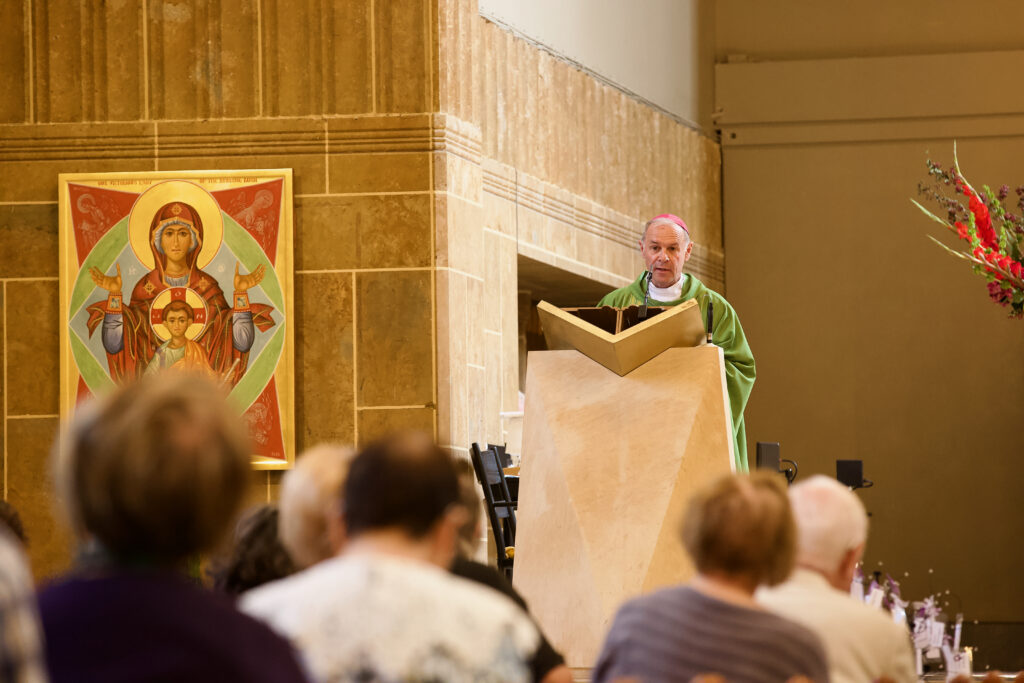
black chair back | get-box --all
[469,443,517,578]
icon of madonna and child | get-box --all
[81,187,277,389]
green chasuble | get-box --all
[598,272,756,472]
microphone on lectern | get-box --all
[705,300,714,344]
[638,266,654,320]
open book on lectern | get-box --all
[535,300,707,376]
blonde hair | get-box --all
[53,373,251,564]
[681,472,797,587]
[278,444,354,568]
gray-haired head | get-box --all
[641,213,692,246]
[278,443,355,568]
[788,475,869,575]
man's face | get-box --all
[161,225,193,262]
[640,222,692,288]
[165,310,190,340]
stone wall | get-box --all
[0,0,722,578]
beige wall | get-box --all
[716,7,1024,621]
[1,0,722,579]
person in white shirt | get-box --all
[758,475,916,683]
[242,432,539,683]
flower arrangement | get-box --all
[913,146,1024,317]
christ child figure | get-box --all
[145,299,216,379]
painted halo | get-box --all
[149,287,210,343]
[128,180,223,270]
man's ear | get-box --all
[683,240,694,262]
[838,543,865,587]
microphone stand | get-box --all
[638,268,653,320]
[705,299,714,344]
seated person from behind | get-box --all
[597,214,755,471]
[451,459,571,683]
[242,432,540,682]
[0,526,46,682]
[209,504,296,596]
[757,476,915,683]
[593,472,829,683]
[277,444,355,570]
[38,374,307,683]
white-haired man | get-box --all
[598,214,755,471]
[758,475,915,683]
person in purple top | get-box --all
[38,373,308,683]
[594,472,830,683]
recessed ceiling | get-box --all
[516,254,618,307]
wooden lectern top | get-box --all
[536,300,707,376]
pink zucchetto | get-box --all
[646,213,690,236]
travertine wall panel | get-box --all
[0,205,58,279]
[261,0,373,116]
[375,0,433,113]
[6,281,59,417]
[294,273,355,450]
[295,195,433,271]
[436,0,479,123]
[34,1,145,122]
[148,0,260,120]
[6,419,69,578]
[0,2,27,123]
[355,270,434,407]
[435,268,468,449]
[358,407,436,444]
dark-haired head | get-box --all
[210,504,296,595]
[343,432,461,541]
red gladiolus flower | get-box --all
[1011,261,1023,278]
[955,221,970,239]
[966,189,998,247]
[973,246,986,260]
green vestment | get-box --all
[597,273,756,472]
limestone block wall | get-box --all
[0,0,440,578]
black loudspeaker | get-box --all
[755,442,780,471]
[836,459,872,489]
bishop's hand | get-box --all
[89,263,122,295]
[234,262,266,292]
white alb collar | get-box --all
[647,274,685,302]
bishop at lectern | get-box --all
[598,213,756,471]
